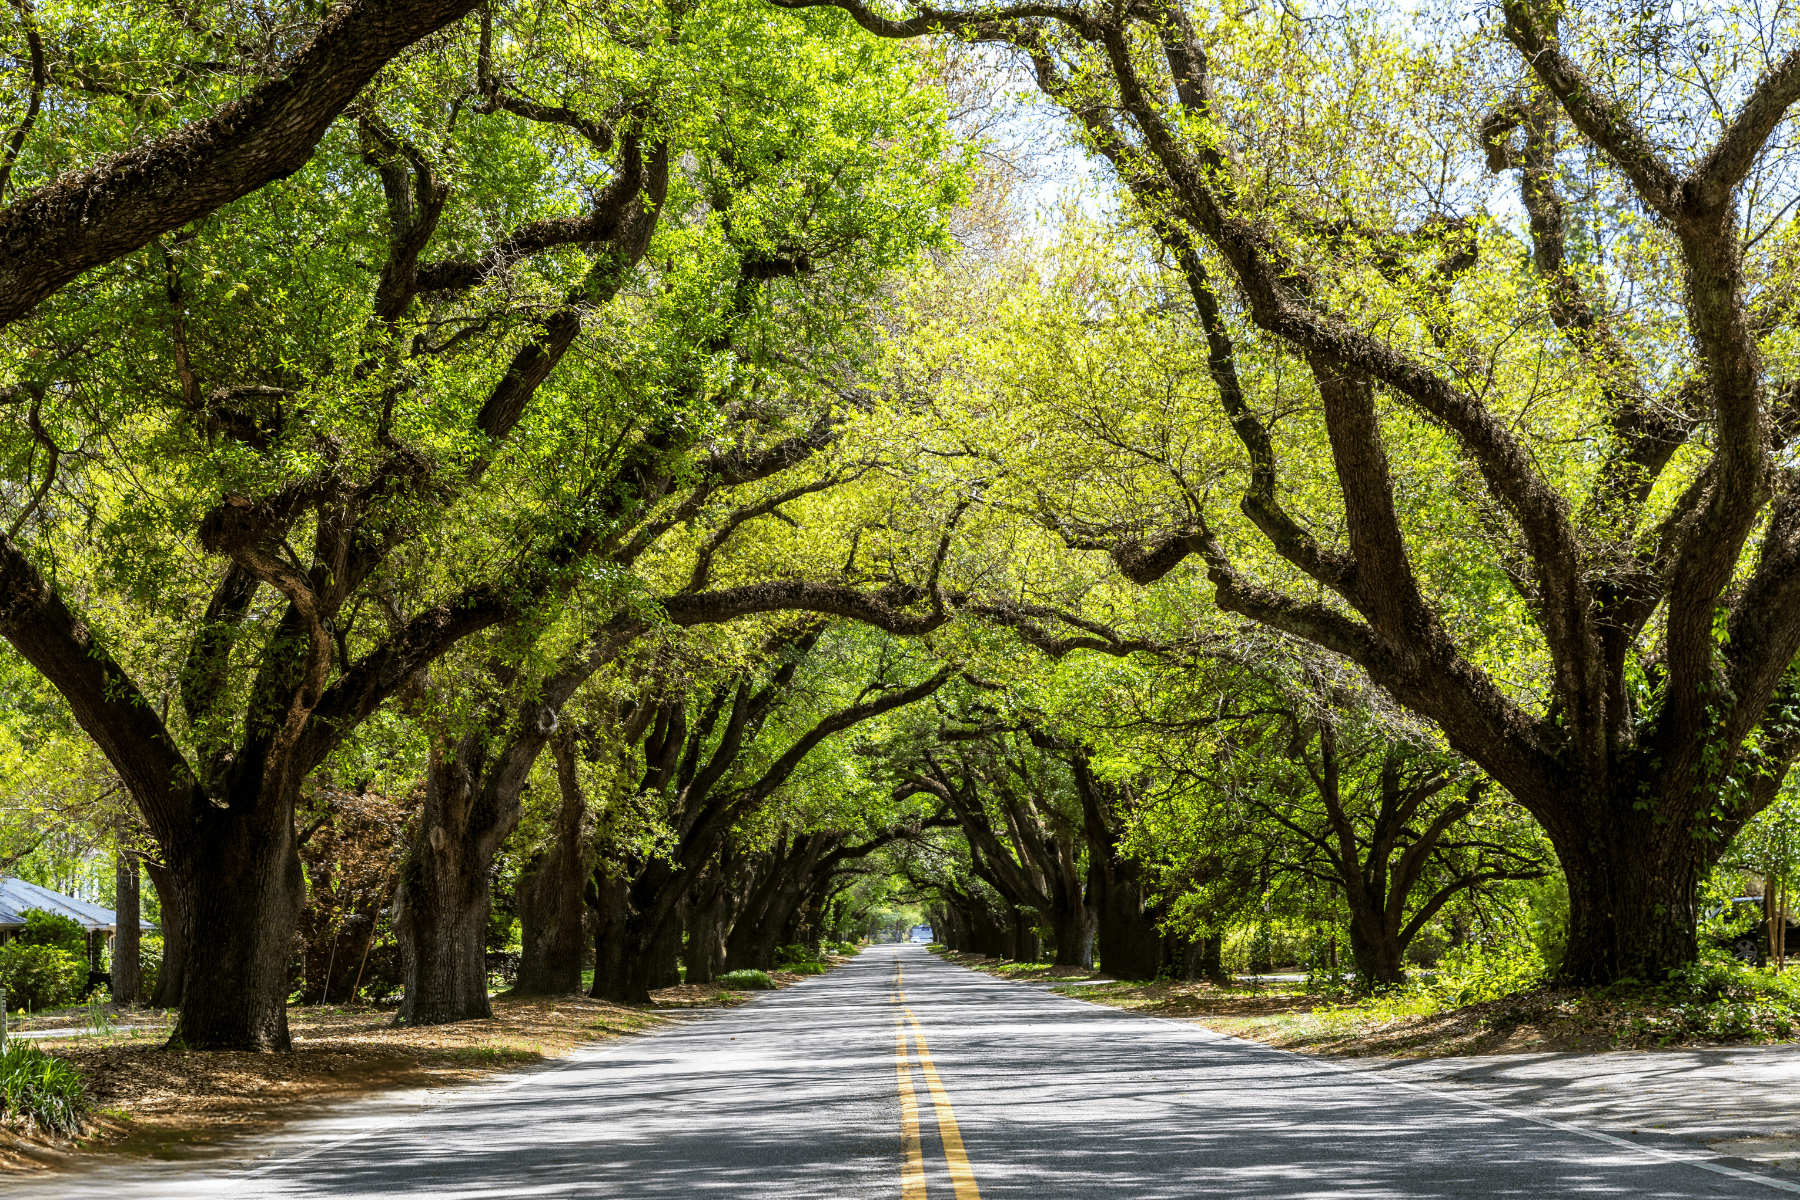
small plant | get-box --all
[0,1042,89,1136]
[772,943,823,967]
[717,969,774,990]
[823,941,859,956]
[81,994,114,1038]
[786,962,827,976]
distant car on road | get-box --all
[909,926,933,943]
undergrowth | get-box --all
[0,1041,89,1136]
[717,970,774,990]
[1316,944,1800,1049]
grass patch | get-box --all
[426,1043,544,1068]
[0,1042,89,1136]
[785,962,827,976]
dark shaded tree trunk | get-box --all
[394,742,511,1025]
[725,833,831,971]
[1011,909,1041,962]
[648,918,683,989]
[1556,821,1705,986]
[514,732,590,996]
[142,858,185,1010]
[589,865,660,1005]
[683,870,737,985]
[1047,904,1096,969]
[1093,862,1164,981]
[1162,932,1225,981]
[112,846,141,1005]
[169,806,306,1049]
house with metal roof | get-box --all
[0,875,154,937]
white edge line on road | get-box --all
[1013,967,1800,1196]
[1188,1024,1800,1195]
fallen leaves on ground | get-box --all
[4,959,844,1172]
[3,994,663,1172]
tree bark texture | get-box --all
[393,738,523,1025]
[112,847,141,1006]
[168,807,306,1050]
[142,858,185,1010]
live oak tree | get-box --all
[0,0,961,1047]
[813,0,1800,982]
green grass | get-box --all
[0,1041,89,1136]
[717,969,774,990]
[786,963,827,976]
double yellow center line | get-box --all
[894,960,981,1199]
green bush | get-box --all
[717,969,774,990]
[773,943,823,967]
[1428,940,1547,1006]
[786,962,827,976]
[0,1042,88,1136]
[19,910,85,956]
[824,940,859,955]
[136,934,163,1000]
[0,943,85,1010]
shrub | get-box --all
[137,934,163,1001]
[1428,940,1547,1006]
[786,962,827,976]
[773,943,823,967]
[0,1042,88,1136]
[717,969,774,990]
[824,940,859,955]
[19,910,85,956]
[0,943,86,1010]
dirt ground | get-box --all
[2,967,829,1173]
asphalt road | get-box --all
[26,943,1800,1198]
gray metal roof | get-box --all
[0,876,154,934]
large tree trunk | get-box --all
[1010,909,1041,963]
[683,865,739,986]
[723,835,829,971]
[112,846,141,1006]
[514,734,590,996]
[587,865,677,1005]
[1093,860,1163,981]
[394,744,506,1025]
[1165,932,1225,982]
[1048,903,1097,969]
[393,845,493,1024]
[1346,908,1407,987]
[647,917,683,990]
[1555,818,1704,986]
[168,807,306,1050]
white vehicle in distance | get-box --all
[909,926,933,943]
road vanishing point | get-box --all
[26,944,1800,1198]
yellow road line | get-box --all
[895,1021,927,1200]
[905,1009,982,1200]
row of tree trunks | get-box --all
[1093,861,1165,982]
[724,833,834,971]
